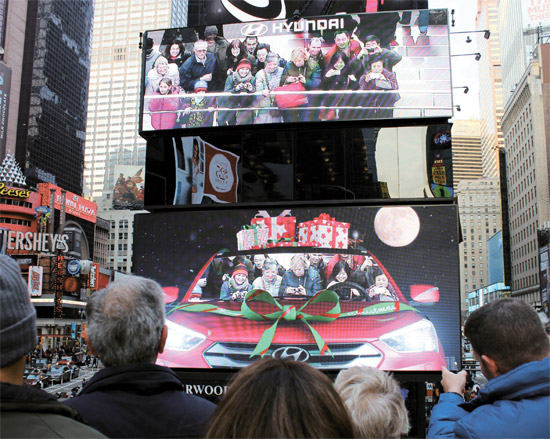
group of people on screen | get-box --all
[144,22,403,129]
[192,252,400,302]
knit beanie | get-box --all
[236,58,252,71]
[204,26,218,38]
[0,255,37,367]
[232,264,248,278]
[194,80,208,92]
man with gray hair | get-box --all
[64,276,216,438]
[0,255,105,438]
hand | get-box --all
[441,367,467,395]
[202,73,212,82]
[297,74,306,84]
[207,107,214,112]
[360,258,373,271]
[351,289,360,296]
[184,107,191,115]
[262,89,270,97]
[286,76,297,83]
[227,68,233,76]
[296,285,306,295]
[348,74,357,82]
[197,278,207,288]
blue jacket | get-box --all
[64,363,216,438]
[428,357,550,438]
[179,53,217,93]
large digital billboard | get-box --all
[134,204,461,371]
[140,9,452,134]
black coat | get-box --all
[64,363,216,438]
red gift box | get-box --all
[298,213,350,249]
[251,210,296,242]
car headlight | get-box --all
[380,318,439,353]
[165,320,206,351]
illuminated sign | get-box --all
[6,231,69,253]
[0,183,31,199]
[28,266,43,297]
[38,183,97,223]
[88,262,100,290]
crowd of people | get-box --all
[1,254,548,438]
[194,252,400,302]
[144,25,404,129]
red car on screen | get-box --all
[157,248,446,371]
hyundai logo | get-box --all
[240,22,268,37]
[272,346,310,362]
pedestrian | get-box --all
[428,298,550,438]
[0,255,105,438]
[64,276,216,438]
[335,365,409,438]
[206,358,354,438]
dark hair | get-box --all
[334,30,350,39]
[329,51,349,68]
[364,34,380,44]
[464,298,550,372]
[256,42,271,53]
[329,260,352,283]
[163,41,185,60]
[226,39,247,60]
[206,358,354,438]
[157,77,173,91]
[244,35,259,44]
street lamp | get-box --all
[451,53,482,61]
[450,29,491,42]
[453,86,470,94]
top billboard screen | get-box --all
[140,9,452,134]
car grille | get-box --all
[203,342,383,369]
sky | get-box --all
[430,0,481,120]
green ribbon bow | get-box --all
[168,289,419,358]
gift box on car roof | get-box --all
[251,210,296,242]
[299,213,350,249]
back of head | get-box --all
[206,358,354,438]
[86,276,165,367]
[0,255,37,368]
[335,366,409,439]
[464,298,550,372]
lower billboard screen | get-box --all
[134,204,460,371]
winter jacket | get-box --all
[145,64,180,95]
[64,363,216,438]
[280,59,322,90]
[148,91,181,130]
[179,53,217,93]
[324,40,362,69]
[279,268,323,297]
[1,382,106,438]
[428,357,550,438]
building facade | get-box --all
[501,44,550,306]
[476,0,504,178]
[84,0,187,202]
[451,120,483,190]
[9,0,94,195]
[457,178,502,307]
